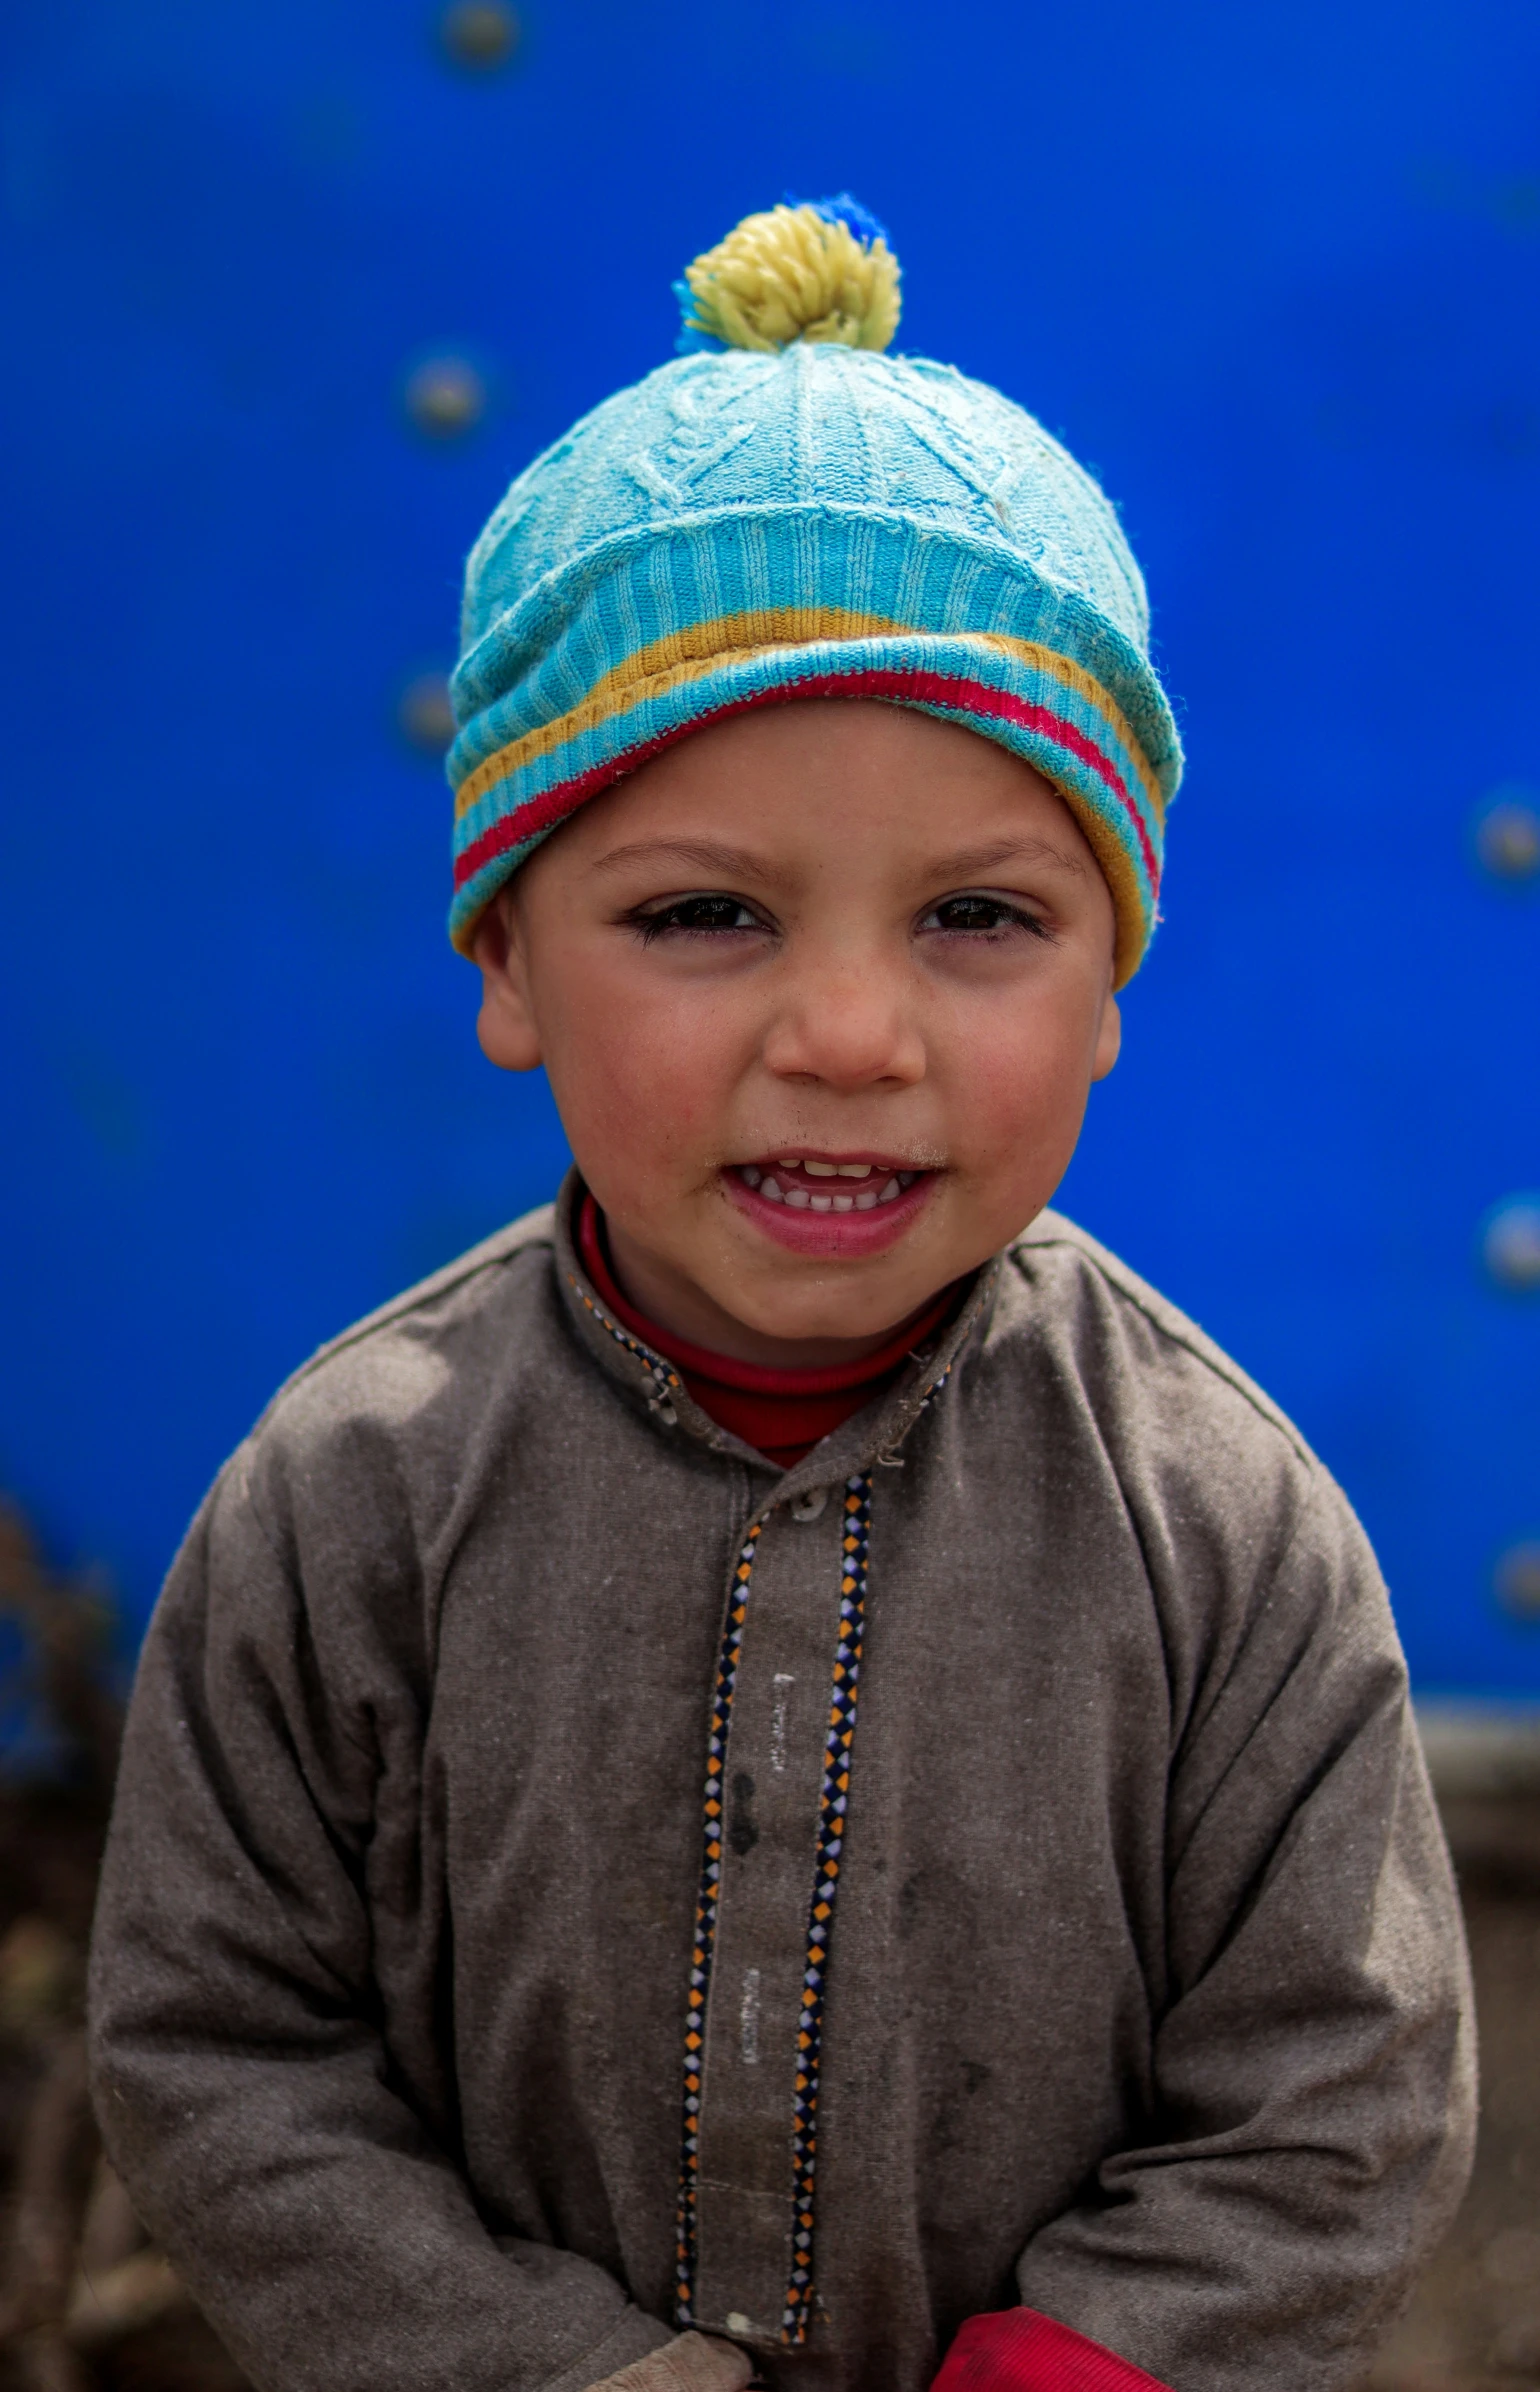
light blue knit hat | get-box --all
[449,200,1181,985]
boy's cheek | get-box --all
[551,1013,737,1187]
[950,1015,1097,1163]
[934,1031,1101,1244]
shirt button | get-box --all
[789,1486,828,1522]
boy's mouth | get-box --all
[723,1154,937,1256]
[740,1156,922,1211]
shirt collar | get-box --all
[551,1166,1002,1499]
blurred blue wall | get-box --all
[1,0,1536,1690]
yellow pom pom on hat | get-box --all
[449,197,1182,986]
[678,199,901,353]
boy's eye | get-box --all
[633,894,766,941]
[920,893,1050,939]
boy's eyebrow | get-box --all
[587,838,787,884]
[587,835,1088,883]
[932,835,1089,880]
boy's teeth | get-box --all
[778,1158,801,1170]
[744,1160,921,1210]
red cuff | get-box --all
[931,2307,1173,2392]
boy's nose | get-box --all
[760,961,926,1091]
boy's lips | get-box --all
[722,1155,938,1256]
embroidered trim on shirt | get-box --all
[780,1473,871,2343]
[567,1272,683,1422]
[674,1523,762,2327]
[573,1247,959,2345]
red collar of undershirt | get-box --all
[576,1192,961,1468]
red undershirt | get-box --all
[577,1193,961,1467]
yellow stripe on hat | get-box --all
[452,607,1165,828]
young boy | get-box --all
[89,203,1474,2392]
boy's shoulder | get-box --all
[244,1194,1329,1550]
[224,1196,1376,1657]
[998,1205,1320,1489]
[994,1212,1384,1657]
[1010,1206,1308,1436]
[247,1200,562,1448]
[255,1195,1314,1475]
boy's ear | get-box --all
[470,890,544,1072]
[1090,980,1122,1083]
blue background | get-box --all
[1,0,1536,1688]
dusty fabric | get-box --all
[89,1174,1474,2392]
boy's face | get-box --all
[474,700,1121,1363]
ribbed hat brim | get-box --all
[449,508,1178,986]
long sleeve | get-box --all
[1008,1472,1476,2388]
[88,1454,674,2392]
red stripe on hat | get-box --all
[453,667,1160,897]
[931,2308,1173,2392]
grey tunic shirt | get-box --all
[88,1179,1475,2392]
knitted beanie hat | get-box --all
[449,200,1182,986]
